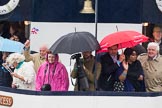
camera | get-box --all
[41,84,51,91]
[71,53,89,91]
[71,53,81,59]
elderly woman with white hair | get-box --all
[6,53,36,90]
[138,42,162,92]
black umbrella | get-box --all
[50,32,100,54]
[50,31,100,90]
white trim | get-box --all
[0,0,19,15]
[1,90,162,108]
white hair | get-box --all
[147,42,160,51]
[39,44,48,50]
[6,53,25,65]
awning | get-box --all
[0,0,162,23]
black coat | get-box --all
[127,60,145,92]
[0,65,13,87]
[98,53,120,91]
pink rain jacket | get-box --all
[35,54,69,91]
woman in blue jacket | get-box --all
[114,48,145,92]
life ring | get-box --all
[0,0,19,15]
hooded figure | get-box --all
[35,51,69,91]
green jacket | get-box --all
[71,56,101,91]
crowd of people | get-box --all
[0,22,162,92]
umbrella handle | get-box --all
[74,27,76,32]
[119,44,124,53]
[116,25,118,32]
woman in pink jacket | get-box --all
[35,51,69,91]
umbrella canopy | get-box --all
[50,32,100,54]
[0,37,24,53]
[98,31,148,53]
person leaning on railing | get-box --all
[35,51,69,91]
[138,42,162,92]
[114,48,145,92]
[6,53,35,90]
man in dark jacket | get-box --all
[98,44,125,91]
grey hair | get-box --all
[6,53,25,65]
[147,42,159,51]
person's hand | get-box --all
[119,53,125,62]
[11,72,24,81]
[10,72,19,78]
[122,61,128,71]
[82,65,86,70]
[24,40,30,48]
[138,75,143,80]
[10,36,15,40]
[12,84,18,89]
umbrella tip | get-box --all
[116,25,118,32]
[74,27,76,33]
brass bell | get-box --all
[80,0,95,14]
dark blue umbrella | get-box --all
[50,32,100,54]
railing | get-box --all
[0,86,162,108]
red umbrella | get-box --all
[98,30,148,53]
